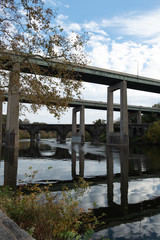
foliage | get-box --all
[21,118,30,124]
[142,103,160,123]
[128,113,137,124]
[98,132,106,143]
[38,130,55,139]
[144,120,160,144]
[0,0,88,118]
[0,168,97,240]
[85,131,91,142]
[19,130,30,139]
[93,119,106,125]
[142,113,160,124]
[2,114,7,124]
[152,103,160,108]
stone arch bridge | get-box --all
[19,123,149,144]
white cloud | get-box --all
[101,9,160,40]
[17,6,160,123]
[83,21,108,36]
[66,23,81,32]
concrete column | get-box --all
[120,147,129,215]
[120,81,129,145]
[72,108,77,135]
[91,135,99,145]
[107,81,129,145]
[106,147,114,206]
[30,132,35,142]
[5,62,20,148]
[80,105,85,144]
[72,106,85,145]
[79,148,84,177]
[60,134,66,143]
[0,99,2,146]
[106,86,113,144]
[4,147,18,190]
[71,147,76,180]
[137,110,141,124]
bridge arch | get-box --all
[19,124,72,143]
[85,125,106,144]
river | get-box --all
[0,139,160,240]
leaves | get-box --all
[0,0,88,118]
[0,172,97,240]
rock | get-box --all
[0,210,35,240]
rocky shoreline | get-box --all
[0,210,35,240]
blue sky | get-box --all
[17,0,160,123]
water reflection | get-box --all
[1,140,160,239]
[106,147,129,216]
[71,144,84,179]
[3,147,18,190]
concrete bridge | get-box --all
[1,51,160,146]
[18,123,149,144]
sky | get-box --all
[5,0,160,124]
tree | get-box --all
[0,0,88,147]
[22,118,30,124]
[0,0,88,117]
[93,119,106,125]
[145,120,160,144]
[142,103,160,123]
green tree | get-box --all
[22,118,30,124]
[142,113,160,123]
[152,103,160,108]
[142,103,160,123]
[93,119,106,142]
[93,119,106,125]
[145,120,160,144]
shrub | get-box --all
[0,170,97,240]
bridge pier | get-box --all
[72,106,85,145]
[5,62,20,148]
[137,110,142,124]
[59,134,66,144]
[107,80,129,146]
[91,135,99,145]
[0,98,2,146]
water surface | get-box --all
[1,139,160,240]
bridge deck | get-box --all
[1,51,160,93]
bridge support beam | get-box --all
[0,98,2,147]
[137,110,142,124]
[72,106,85,145]
[107,80,129,146]
[5,62,20,148]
